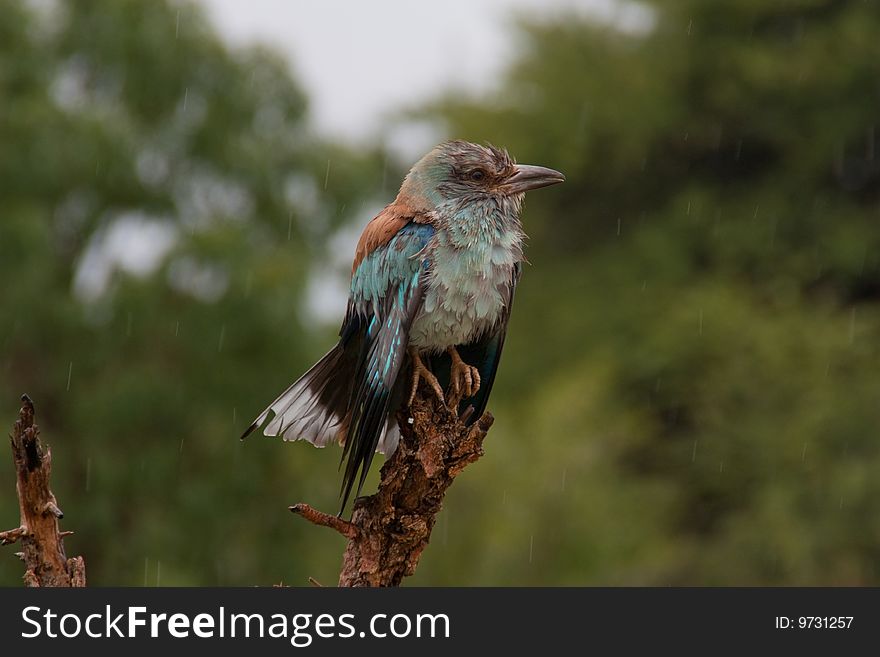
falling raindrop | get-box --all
[232,407,237,425]
[686,19,693,36]
[616,217,621,236]
[801,443,808,463]
[324,160,331,190]
[66,362,73,391]
[561,468,567,493]
[698,309,703,336]
[183,88,188,113]
[175,10,180,38]
[174,320,180,337]
[85,457,91,492]
[849,308,856,344]
[179,437,185,454]
[287,211,293,241]
[691,440,698,462]
[529,535,534,564]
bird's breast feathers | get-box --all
[409,223,522,350]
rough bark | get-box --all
[290,385,493,587]
[1,395,86,586]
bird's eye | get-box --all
[470,169,486,182]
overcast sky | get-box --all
[198,0,648,148]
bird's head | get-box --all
[397,140,564,212]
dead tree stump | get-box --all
[1,395,86,586]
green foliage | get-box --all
[415,0,880,584]
[0,0,382,585]
[2,0,878,585]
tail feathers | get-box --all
[242,337,407,515]
[376,419,400,456]
[240,343,354,447]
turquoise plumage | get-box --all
[242,141,564,511]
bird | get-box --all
[241,140,564,512]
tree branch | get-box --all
[0,526,25,546]
[2,395,86,586]
[291,384,493,587]
[289,503,358,539]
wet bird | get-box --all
[241,140,564,510]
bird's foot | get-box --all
[447,346,481,410]
[407,348,445,407]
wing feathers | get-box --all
[339,266,425,508]
[352,200,430,273]
[242,219,434,514]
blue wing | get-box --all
[339,221,434,507]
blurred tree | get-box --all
[412,0,880,585]
[0,0,383,585]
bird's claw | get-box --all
[447,346,481,410]
[407,348,446,407]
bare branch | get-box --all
[0,526,26,546]
[290,503,359,539]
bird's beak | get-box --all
[502,164,566,194]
